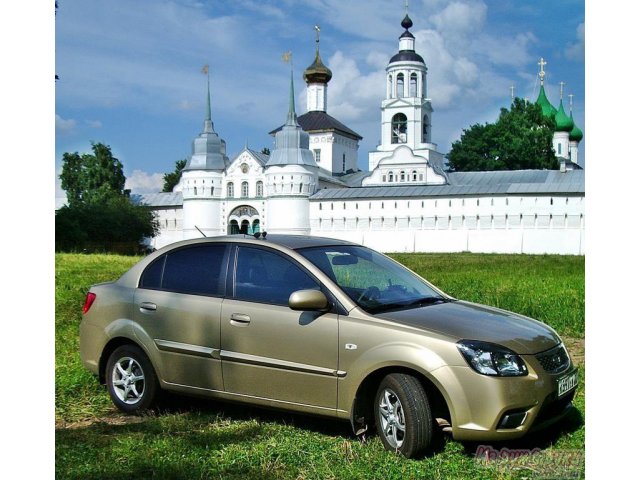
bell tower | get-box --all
[364,8,447,186]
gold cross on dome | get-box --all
[538,57,547,83]
[510,85,515,100]
[559,81,565,99]
[568,93,574,111]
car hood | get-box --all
[375,300,560,355]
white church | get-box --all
[134,13,585,255]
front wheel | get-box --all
[106,345,159,414]
[374,373,434,458]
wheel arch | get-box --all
[350,365,452,437]
[98,337,146,384]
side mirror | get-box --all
[288,289,329,311]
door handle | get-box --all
[139,302,157,312]
[230,313,251,327]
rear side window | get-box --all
[140,256,165,289]
[139,244,228,296]
[234,246,319,306]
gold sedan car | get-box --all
[80,235,578,458]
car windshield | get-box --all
[297,245,449,313]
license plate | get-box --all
[558,370,579,397]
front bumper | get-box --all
[432,357,578,441]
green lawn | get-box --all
[55,253,585,479]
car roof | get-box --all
[213,234,359,250]
[117,234,363,291]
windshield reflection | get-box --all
[297,245,449,313]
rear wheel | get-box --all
[106,345,158,414]
[374,373,434,458]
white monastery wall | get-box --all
[309,194,585,255]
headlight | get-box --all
[457,340,528,377]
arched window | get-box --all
[388,171,394,182]
[409,73,417,97]
[422,115,429,142]
[391,113,407,144]
[412,170,417,181]
[388,74,393,98]
[400,171,406,182]
[256,181,263,197]
[396,73,404,98]
[227,182,234,198]
[241,181,249,198]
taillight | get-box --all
[83,292,97,314]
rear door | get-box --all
[220,245,339,409]
[133,243,230,391]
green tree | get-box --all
[447,98,558,171]
[60,142,127,206]
[57,142,158,252]
[162,159,187,192]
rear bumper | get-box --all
[79,321,107,376]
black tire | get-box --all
[374,373,434,458]
[105,345,159,414]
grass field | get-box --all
[55,252,585,479]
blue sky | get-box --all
[55,0,585,200]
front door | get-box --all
[220,245,339,409]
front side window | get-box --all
[234,246,320,306]
[256,181,264,197]
[140,244,228,296]
[227,182,234,197]
[241,181,249,198]
[298,245,445,313]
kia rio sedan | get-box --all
[80,235,578,458]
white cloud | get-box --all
[325,51,385,121]
[429,0,487,35]
[178,100,198,111]
[565,22,585,62]
[86,119,102,128]
[55,114,76,136]
[472,32,536,68]
[125,170,164,194]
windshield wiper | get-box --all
[406,296,449,307]
[368,296,449,314]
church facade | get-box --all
[134,14,585,255]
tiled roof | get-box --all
[131,192,183,207]
[310,170,585,200]
[270,111,362,140]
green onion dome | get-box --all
[554,99,574,132]
[536,84,557,119]
[569,111,583,142]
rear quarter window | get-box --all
[139,255,165,289]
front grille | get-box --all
[536,344,570,374]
